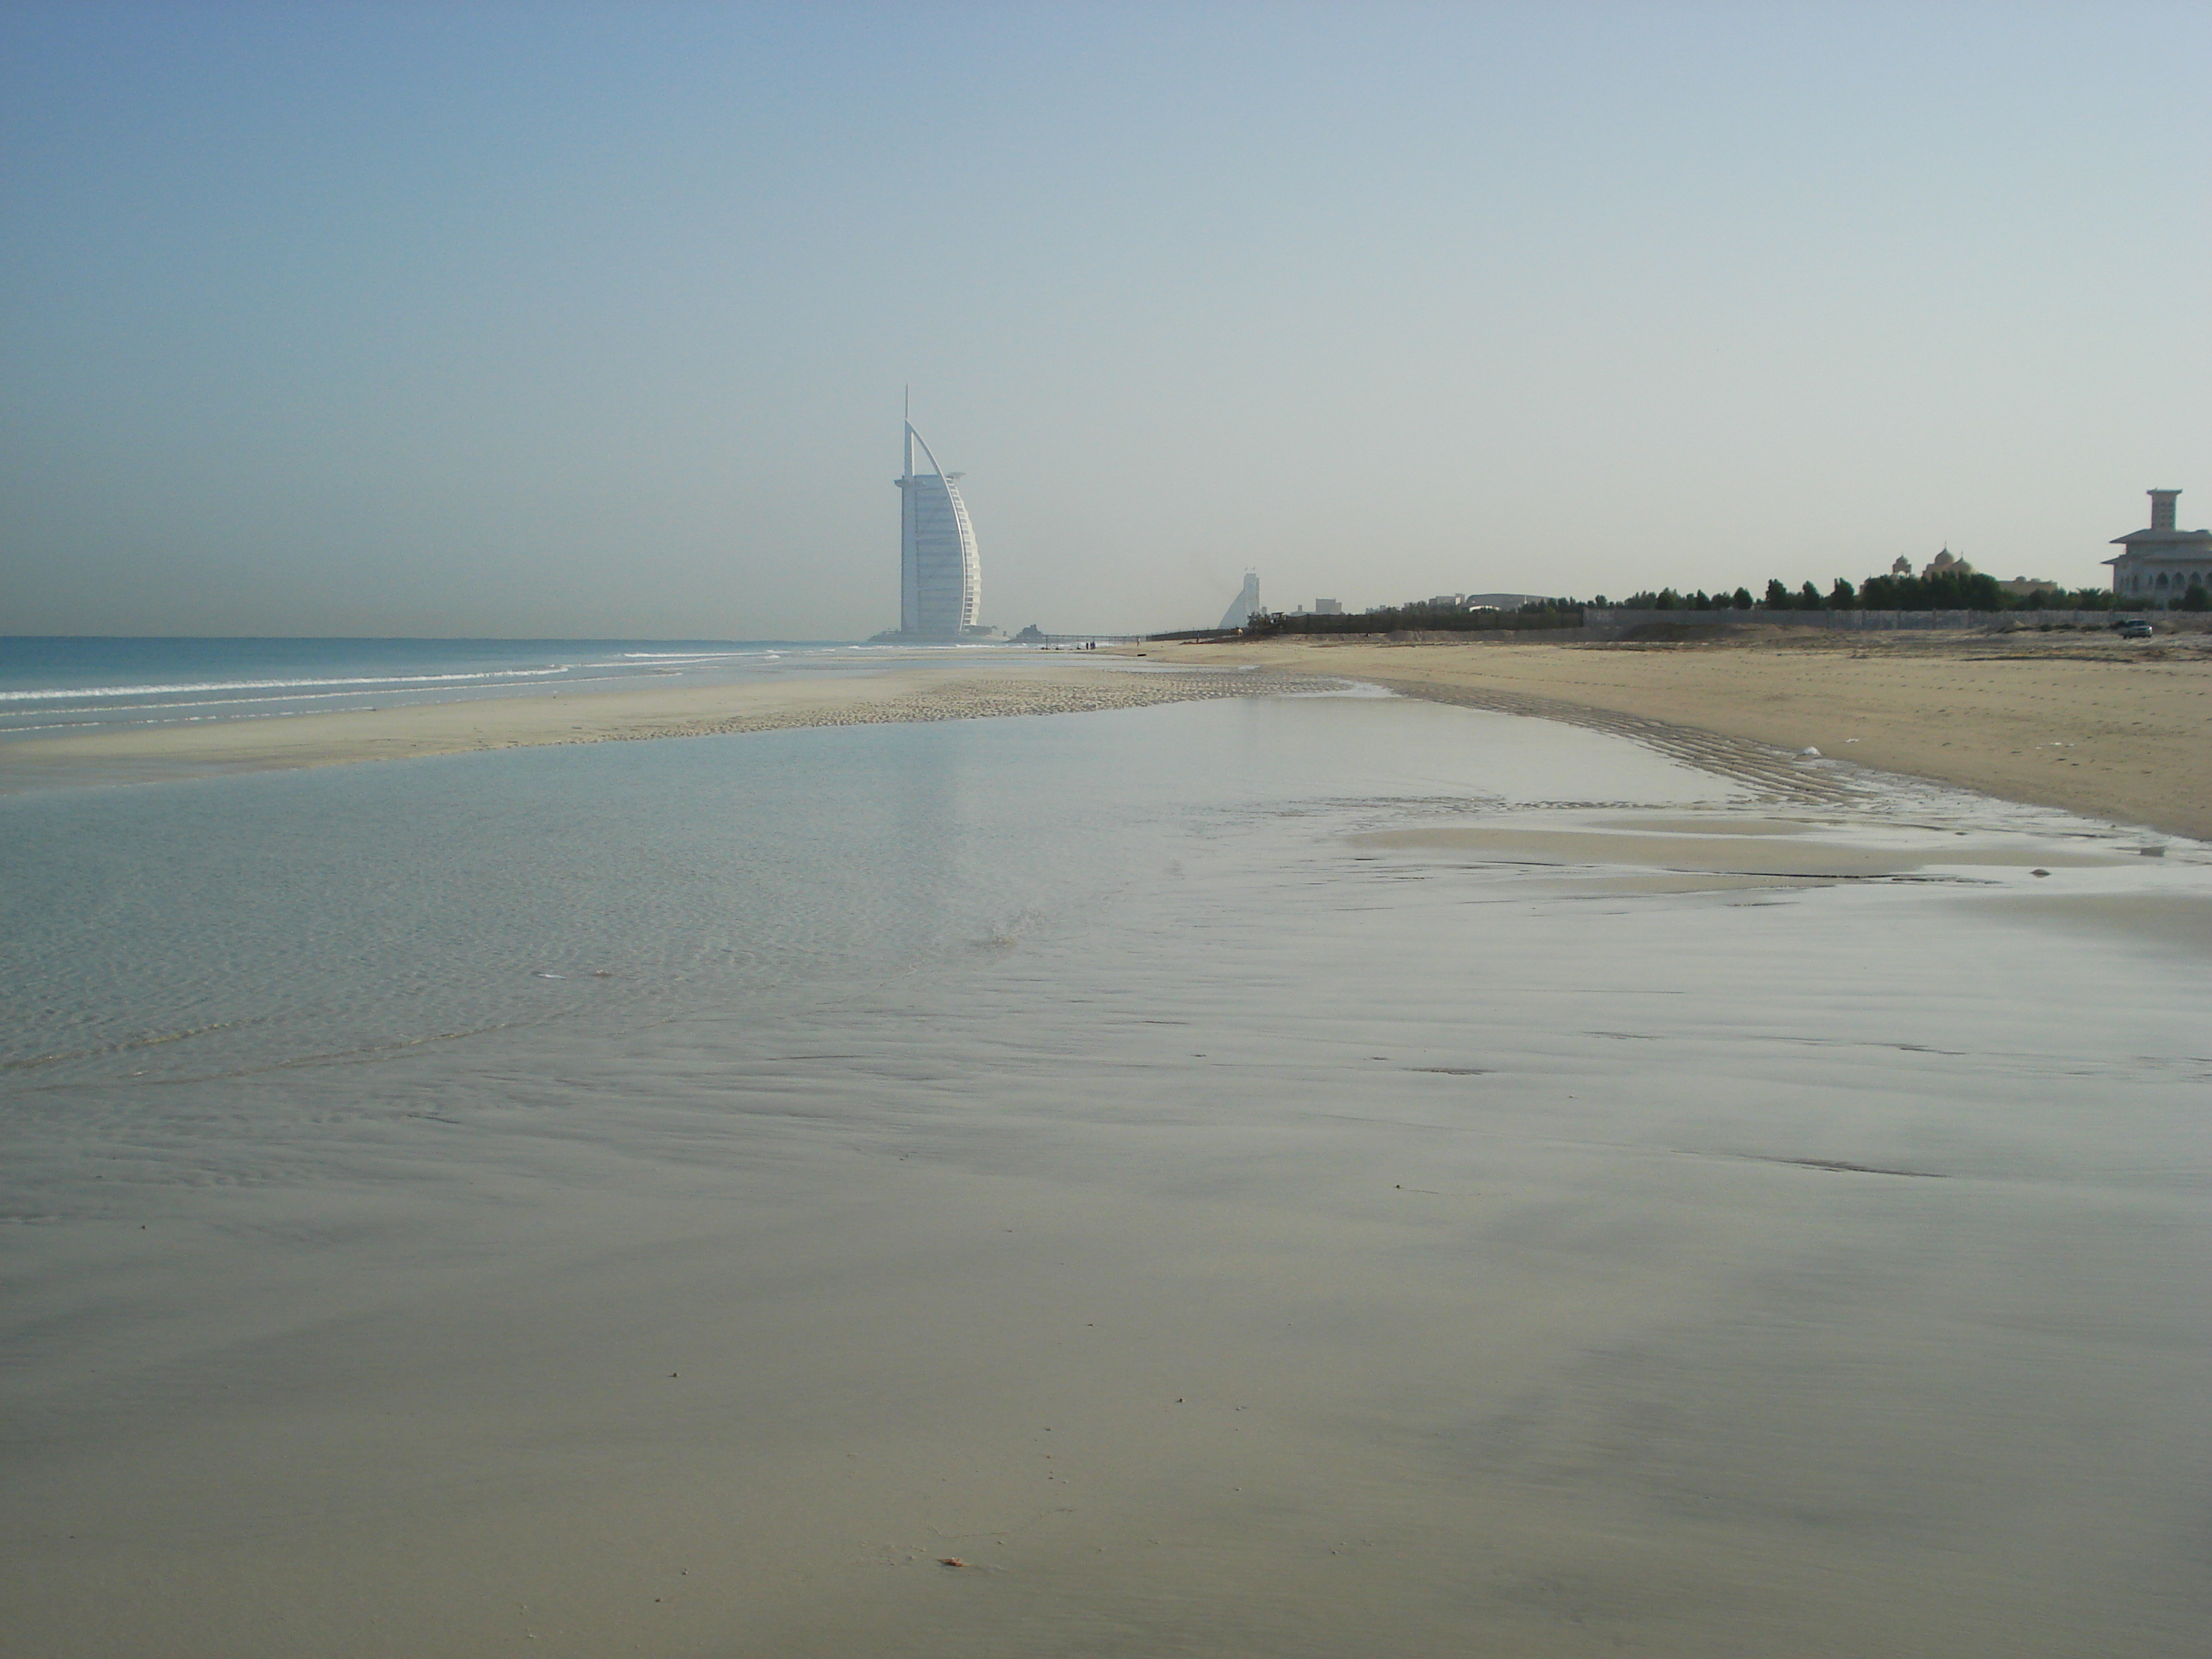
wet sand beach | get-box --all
[1153,628,2212,840]
[4,687,2208,1658]
[13,4,2211,1653]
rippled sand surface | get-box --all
[4,692,2207,1657]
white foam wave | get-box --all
[0,667,570,703]
[612,654,804,666]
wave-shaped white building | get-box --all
[893,419,985,639]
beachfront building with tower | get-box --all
[2107,489,2212,603]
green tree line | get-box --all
[1245,600,1587,637]
[1235,568,2203,639]
[1625,570,2205,611]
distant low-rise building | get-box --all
[2107,489,2212,601]
[1920,547,1974,580]
[1313,598,1344,615]
[1462,592,1550,611]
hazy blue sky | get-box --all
[4,2,2207,637]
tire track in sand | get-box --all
[1365,676,1866,805]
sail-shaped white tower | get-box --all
[894,409,983,638]
[1218,570,1261,629]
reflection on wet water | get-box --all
[0,693,1724,1087]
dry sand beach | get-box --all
[1154,627,2212,840]
[10,630,2203,844]
[0,655,1281,793]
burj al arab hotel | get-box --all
[890,413,989,639]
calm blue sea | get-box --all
[0,637,899,739]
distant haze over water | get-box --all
[4,6,2206,636]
